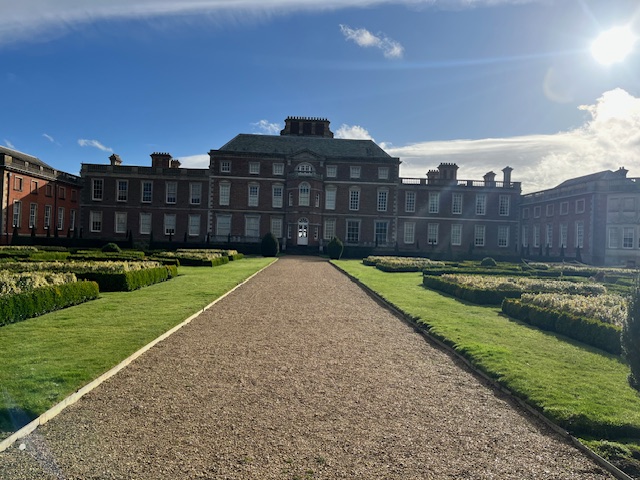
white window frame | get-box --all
[522,225,529,248]
[350,166,361,179]
[117,180,128,202]
[474,225,485,247]
[575,221,584,248]
[623,227,635,249]
[92,178,104,201]
[164,214,176,236]
[273,163,284,176]
[245,215,260,238]
[405,191,416,213]
[428,192,440,214]
[374,221,388,245]
[220,160,231,173]
[90,211,102,233]
[326,165,337,178]
[533,224,540,248]
[270,217,283,238]
[324,218,336,241]
[475,194,486,215]
[452,193,463,215]
[139,213,152,235]
[609,227,620,249]
[324,187,336,210]
[377,189,388,212]
[560,223,568,248]
[115,212,127,234]
[576,199,585,214]
[249,162,260,175]
[44,205,52,229]
[499,195,510,216]
[378,167,389,180]
[70,209,76,231]
[272,184,283,208]
[298,182,310,206]
[546,224,553,248]
[57,207,64,231]
[188,215,200,237]
[141,181,153,203]
[165,182,177,204]
[219,182,230,206]
[427,223,439,245]
[248,183,259,207]
[497,225,509,248]
[190,183,202,205]
[404,222,415,244]
[560,202,569,215]
[346,219,360,244]
[451,224,462,246]
[349,187,360,211]
[217,214,232,237]
[29,203,37,229]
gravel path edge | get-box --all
[0,258,278,454]
[330,260,635,480]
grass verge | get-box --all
[334,260,640,473]
[0,257,274,438]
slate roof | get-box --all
[217,134,394,160]
[0,145,55,171]
[555,169,627,188]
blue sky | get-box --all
[1,0,639,193]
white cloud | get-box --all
[43,133,55,143]
[252,120,282,135]
[4,139,16,149]
[339,24,404,59]
[334,124,375,140]
[78,139,113,152]
[388,88,640,194]
[176,153,209,169]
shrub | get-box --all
[480,257,497,267]
[101,243,122,253]
[260,232,279,257]
[623,279,640,391]
[327,237,344,260]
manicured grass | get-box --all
[0,258,274,438]
[334,260,640,443]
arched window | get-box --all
[299,182,310,206]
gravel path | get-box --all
[0,256,615,479]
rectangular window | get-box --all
[166,182,177,204]
[374,221,388,245]
[298,183,310,206]
[45,184,53,197]
[499,195,510,216]
[575,221,584,248]
[248,184,259,207]
[452,193,463,214]
[623,227,635,249]
[245,216,260,238]
[219,183,230,206]
[14,176,23,191]
[497,225,509,247]
[29,203,37,229]
[115,212,127,234]
[474,225,485,247]
[164,214,176,236]
[522,225,529,247]
[58,186,66,200]
[346,220,360,243]
[288,192,293,207]
[475,194,486,215]
[44,205,52,229]
[546,224,553,247]
[377,190,388,212]
[217,215,231,237]
[11,201,21,230]
[378,167,389,180]
[546,204,554,217]
[190,183,202,205]
[428,192,440,214]
[533,206,541,218]
[90,211,102,232]
[273,163,284,175]
[560,202,569,215]
[405,191,416,213]
[31,181,38,194]
[117,180,128,202]
[324,218,336,241]
[533,224,540,248]
[249,162,260,175]
[451,224,462,246]
[522,207,529,219]
[57,207,64,231]
[220,161,231,173]
[141,181,153,203]
[576,199,585,213]
[271,218,283,238]
[71,190,77,202]
[623,197,636,211]
[272,185,283,208]
[188,215,200,236]
[92,179,103,201]
[350,166,361,179]
[315,193,320,208]
[404,222,416,244]
[139,213,152,235]
[427,223,439,245]
[609,227,620,248]
[560,224,568,248]
[349,189,360,211]
[609,197,620,212]
[70,210,76,231]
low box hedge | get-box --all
[0,281,100,326]
[501,298,621,355]
[77,265,177,292]
[422,275,521,305]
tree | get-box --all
[327,237,344,260]
[623,277,640,392]
[260,232,279,257]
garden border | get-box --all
[0,259,277,453]
[331,261,634,480]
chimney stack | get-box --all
[150,152,172,169]
[109,154,122,166]
[502,166,513,185]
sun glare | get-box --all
[591,26,636,65]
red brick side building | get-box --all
[0,146,81,245]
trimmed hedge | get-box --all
[502,298,622,355]
[422,275,521,305]
[0,281,100,326]
[228,253,244,261]
[77,265,177,292]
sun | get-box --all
[591,26,636,65]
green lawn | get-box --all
[0,257,274,438]
[333,260,640,446]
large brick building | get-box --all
[0,146,81,245]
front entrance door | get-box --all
[297,218,309,245]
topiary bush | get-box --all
[480,257,497,267]
[327,237,344,260]
[101,242,122,253]
[261,232,279,257]
[623,278,640,391]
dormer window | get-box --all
[297,163,314,176]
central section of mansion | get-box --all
[79,116,522,257]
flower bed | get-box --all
[363,256,444,272]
